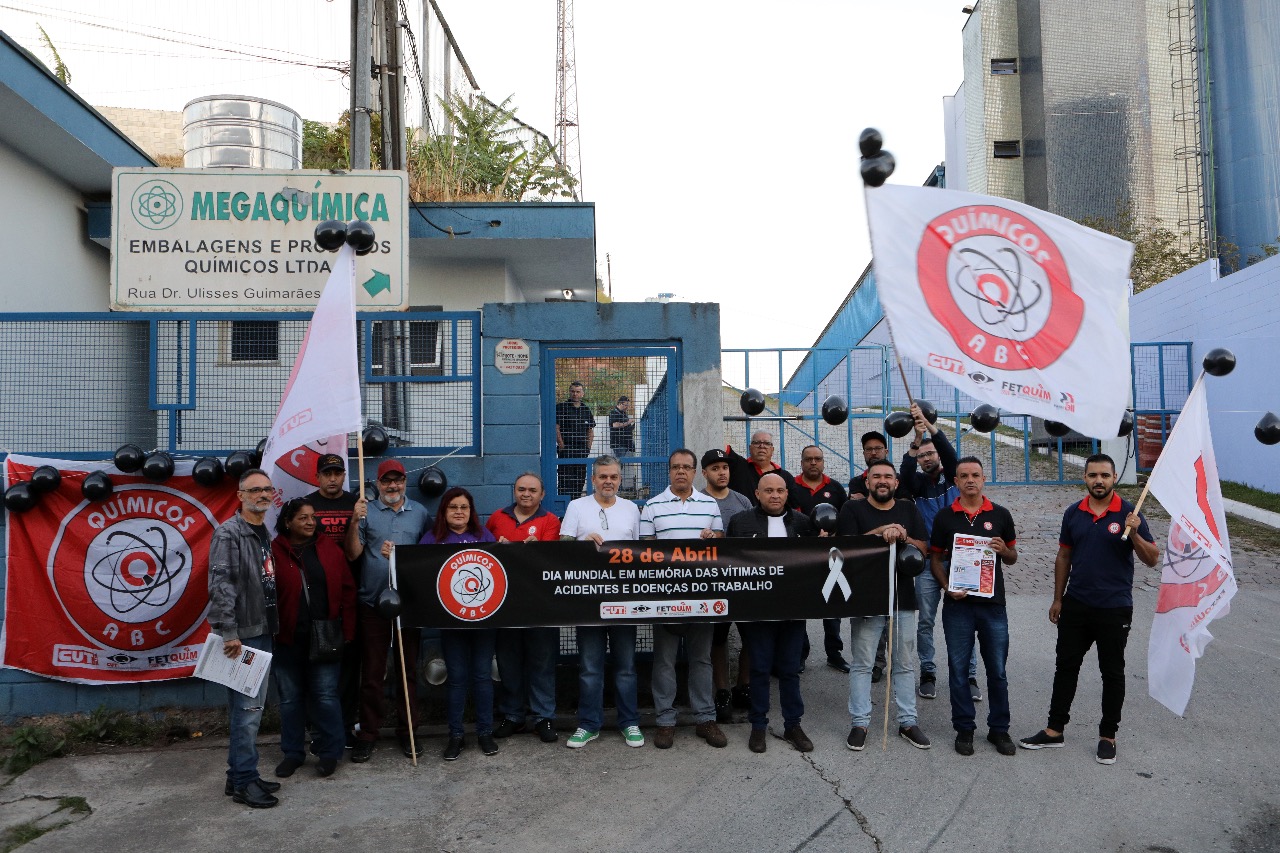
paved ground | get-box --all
[4,484,1279,853]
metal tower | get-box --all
[555,0,582,197]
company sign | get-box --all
[111,168,409,311]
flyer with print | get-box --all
[948,534,997,598]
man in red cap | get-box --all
[345,459,432,763]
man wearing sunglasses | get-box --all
[344,459,432,763]
[560,455,642,749]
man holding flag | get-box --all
[1019,454,1159,764]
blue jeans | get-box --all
[575,625,638,732]
[273,639,344,761]
[848,612,918,728]
[916,571,977,679]
[441,628,498,737]
[739,620,806,729]
[226,633,272,789]
[496,627,559,723]
[941,599,1010,733]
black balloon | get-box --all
[376,586,402,619]
[192,456,225,486]
[884,410,915,439]
[1256,412,1280,446]
[4,483,37,513]
[858,127,884,159]
[810,502,839,534]
[915,399,938,424]
[346,220,376,255]
[362,425,390,456]
[418,466,448,497]
[740,388,766,416]
[1044,420,1071,438]
[225,450,254,479]
[969,404,1001,433]
[896,543,925,576]
[252,438,267,467]
[142,451,175,482]
[29,465,61,494]
[1117,410,1135,438]
[314,219,348,251]
[1202,347,1236,377]
[860,151,896,188]
[821,395,849,426]
[113,444,146,473]
[82,471,114,501]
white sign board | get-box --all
[111,168,409,311]
[494,338,532,374]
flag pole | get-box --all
[882,541,897,750]
[389,548,418,765]
[1122,370,1206,541]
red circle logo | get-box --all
[1108,522,1122,534]
[48,484,218,651]
[713,600,727,615]
[918,205,1084,370]
[436,548,508,622]
[983,521,993,531]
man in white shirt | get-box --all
[641,449,726,750]
[559,455,643,749]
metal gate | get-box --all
[540,344,682,516]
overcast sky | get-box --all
[2,0,965,351]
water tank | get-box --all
[182,95,302,169]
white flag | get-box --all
[1145,378,1236,716]
[866,185,1134,438]
[260,246,362,484]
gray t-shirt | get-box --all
[712,489,753,530]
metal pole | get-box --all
[351,0,372,170]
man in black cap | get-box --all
[305,452,361,748]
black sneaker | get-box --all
[954,730,974,756]
[478,734,499,756]
[442,736,463,761]
[872,666,884,684]
[231,779,278,809]
[1096,739,1117,765]
[899,725,931,749]
[1019,730,1065,750]
[917,673,936,699]
[317,757,337,777]
[535,718,558,743]
[224,777,280,796]
[493,718,526,738]
[847,726,868,751]
[715,689,733,723]
[350,741,374,763]
[987,731,1016,756]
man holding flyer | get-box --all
[929,457,1019,758]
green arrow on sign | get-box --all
[361,270,391,297]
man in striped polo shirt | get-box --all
[640,448,727,749]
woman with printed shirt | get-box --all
[420,486,500,761]
[270,498,357,779]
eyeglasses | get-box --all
[379,476,406,484]
[669,464,695,471]
[445,503,470,512]
[239,486,272,495]
[750,441,773,447]
[598,508,609,530]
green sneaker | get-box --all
[565,728,599,749]
[622,725,645,748]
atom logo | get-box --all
[89,525,187,618]
[437,548,508,622]
[130,179,183,230]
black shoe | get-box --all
[274,755,305,778]
[478,734,499,756]
[400,733,419,758]
[535,718,558,743]
[715,689,733,724]
[954,730,974,756]
[1096,739,1117,765]
[231,779,279,809]
[351,741,374,763]
[749,728,767,753]
[731,684,751,710]
[317,757,337,777]
[847,726,868,751]
[827,657,851,674]
[987,731,1017,756]
[1019,729,1065,750]
[871,666,884,684]
[442,736,464,761]
[783,725,814,753]
[493,718,526,738]
[899,725,932,749]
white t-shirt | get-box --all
[561,495,641,541]
[767,514,788,538]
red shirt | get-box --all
[485,505,562,542]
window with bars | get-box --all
[228,320,279,363]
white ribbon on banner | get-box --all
[822,547,853,602]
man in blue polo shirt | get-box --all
[1019,454,1159,765]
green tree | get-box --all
[1078,205,1207,292]
[37,24,71,85]
[302,111,383,171]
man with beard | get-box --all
[1019,454,1158,765]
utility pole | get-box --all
[555,0,582,198]
[350,0,372,169]
[381,0,406,171]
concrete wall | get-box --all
[94,106,183,161]
[410,258,514,310]
[0,145,111,311]
[1130,256,1280,492]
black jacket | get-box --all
[725,506,816,538]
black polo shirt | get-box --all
[789,475,848,514]
[929,496,1017,606]
[1059,491,1153,609]
[555,400,595,450]
[838,498,927,610]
